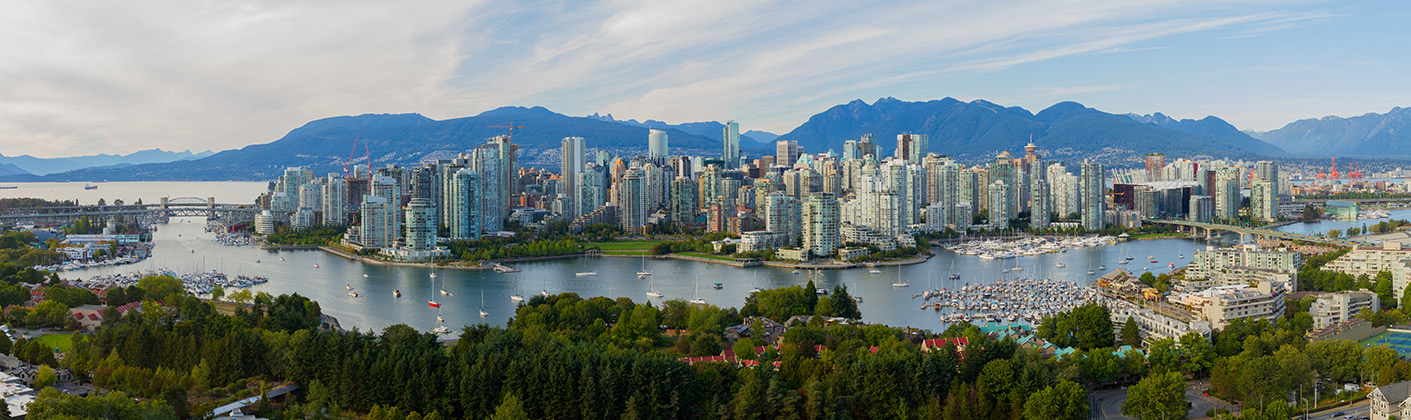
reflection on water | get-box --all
[61,217,1230,333]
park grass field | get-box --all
[35,333,74,352]
[586,239,668,251]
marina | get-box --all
[945,236,1117,259]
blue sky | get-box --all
[1,0,1408,157]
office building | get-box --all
[561,137,585,219]
[648,129,668,159]
[1080,161,1105,230]
[897,133,928,163]
[776,140,802,167]
[722,121,741,169]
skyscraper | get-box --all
[765,192,801,247]
[486,135,517,199]
[561,137,585,219]
[1251,179,1275,221]
[321,175,347,226]
[1080,161,1105,230]
[619,168,648,234]
[802,193,840,258]
[447,168,481,240]
[669,176,697,225]
[1255,160,1279,200]
[722,121,741,169]
[404,198,436,251]
[1214,167,1241,220]
[648,129,669,159]
[1144,153,1166,182]
[988,181,1010,230]
[1030,179,1050,228]
[359,196,397,248]
[473,145,503,232]
[776,140,801,167]
[897,133,928,163]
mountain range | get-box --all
[778,97,1284,162]
[1251,107,1411,156]
[584,114,777,148]
[0,149,213,176]
[12,97,1411,182]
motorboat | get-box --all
[576,271,598,277]
[791,270,800,275]
[1055,263,1066,268]
[346,284,352,290]
[393,289,401,298]
[869,269,883,274]
[713,282,723,290]
[348,291,358,297]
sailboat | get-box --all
[690,275,707,305]
[479,291,489,317]
[637,255,652,279]
[749,271,761,294]
[430,303,451,335]
[427,273,441,308]
[436,273,452,296]
[891,265,909,287]
[646,274,663,298]
[510,283,525,302]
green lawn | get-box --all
[679,252,734,261]
[587,240,668,251]
[35,333,74,352]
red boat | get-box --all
[1149,260,1158,263]
[428,301,440,308]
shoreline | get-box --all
[602,251,932,269]
[316,246,491,270]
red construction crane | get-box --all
[1351,163,1364,181]
[1330,157,1339,182]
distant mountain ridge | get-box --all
[7,97,1335,182]
[0,149,214,176]
[584,113,776,148]
[779,97,1285,161]
[1252,107,1411,156]
[7,107,752,181]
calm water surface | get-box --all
[9,182,1239,332]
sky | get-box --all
[1,0,1409,157]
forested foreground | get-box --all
[28,277,1122,420]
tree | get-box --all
[1121,317,1140,347]
[490,393,528,420]
[1022,379,1087,420]
[211,285,225,302]
[137,275,184,301]
[227,289,253,305]
[1178,332,1216,375]
[1123,371,1186,420]
[34,365,56,388]
[1328,229,1341,238]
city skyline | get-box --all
[2,1,1409,158]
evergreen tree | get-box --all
[491,394,528,420]
[1121,316,1140,347]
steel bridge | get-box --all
[1147,219,1363,247]
[0,197,280,225]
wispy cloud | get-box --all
[0,0,1386,156]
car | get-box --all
[1330,412,1343,418]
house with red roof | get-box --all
[920,337,969,354]
[69,304,105,331]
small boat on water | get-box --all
[1098,265,1106,270]
[541,290,550,297]
[440,289,452,296]
[348,291,359,297]
[869,269,883,274]
[279,257,284,261]
[479,291,489,317]
[428,300,440,308]
[393,289,401,298]
[346,283,352,290]
[1149,260,1158,263]
[1055,262,1066,268]
[510,294,525,302]
[363,274,369,278]
[84,184,98,190]
[791,270,800,275]
[576,271,598,277]
[0,186,15,190]
[1012,266,1023,271]
[1087,270,1096,275]
[713,282,723,290]
[314,264,319,268]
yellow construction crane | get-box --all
[489,124,525,141]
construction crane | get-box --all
[489,124,525,142]
[344,137,371,180]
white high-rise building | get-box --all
[1251,179,1276,221]
[561,137,585,219]
[1214,169,1241,221]
[321,175,347,227]
[722,121,741,169]
[802,193,840,258]
[988,181,1010,229]
[765,192,801,247]
[359,196,397,249]
[404,198,436,251]
[448,168,481,240]
[648,129,669,158]
[1048,163,1079,219]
